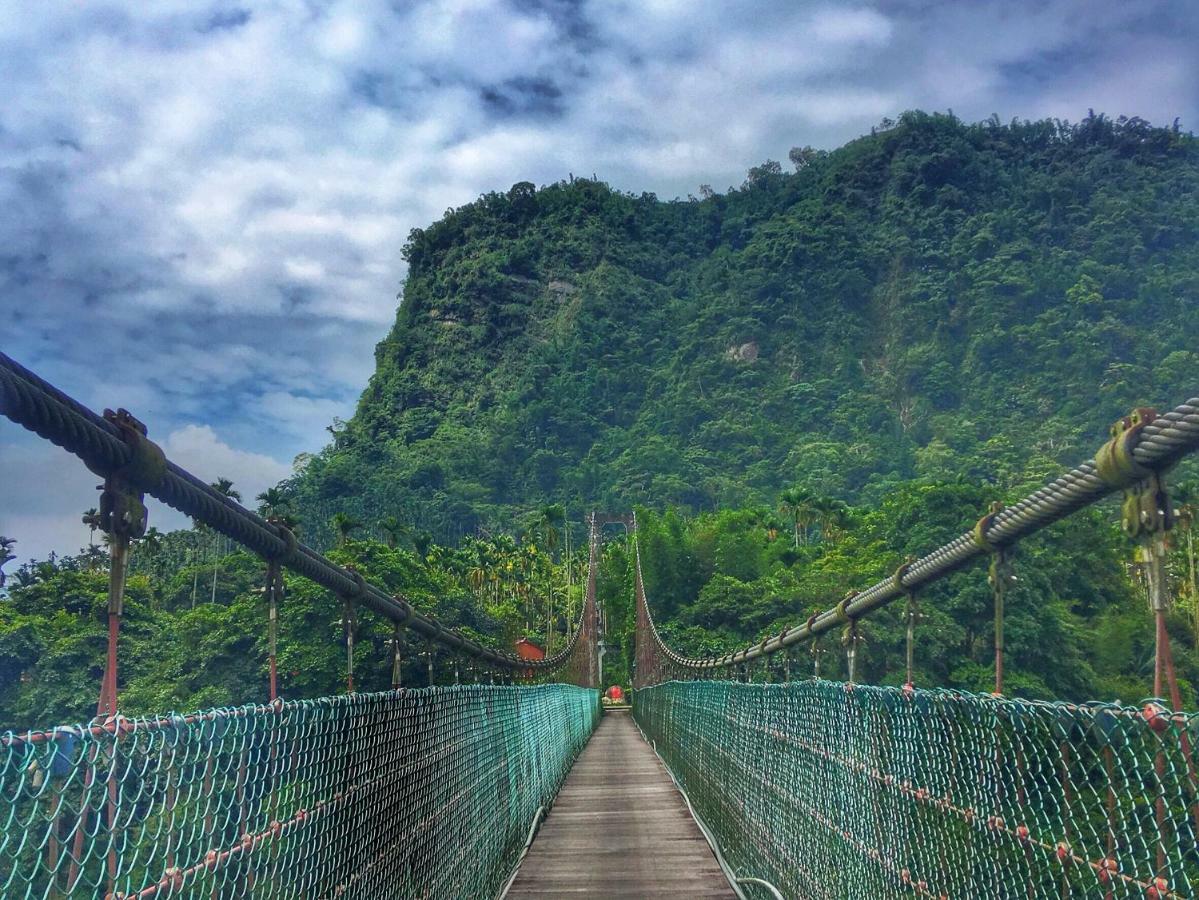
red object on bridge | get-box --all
[514,639,545,661]
[606,685,624,701]
[515,638,544,679]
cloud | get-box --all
[0,423,291,567]
[2,0,1197,558]
[809,7,893,46]
[1,435,104,568]
[161,425,292,496]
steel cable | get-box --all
[0,352,589,675]
[632,393,1199,673]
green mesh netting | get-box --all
[635,679,1197,899]
[1,684,598,898]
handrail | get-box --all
[0,351,588,675]
[635,392,1199,674]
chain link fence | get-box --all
[2,684,598,898]
[635,680,1198,899]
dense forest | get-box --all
[0,501,584,729]
[3,474,1199,731]
[288,111,1198,546]
[3,111,1199,730]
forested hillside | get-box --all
[289,111,1199,546]
[4,112,1199,731]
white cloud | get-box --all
[0,437,104,567]
[0,423,292,566]
[809,7,893,46]
[161,425,292,499]
[253,392,356,445]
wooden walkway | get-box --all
[504,708,736,898]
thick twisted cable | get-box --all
[638,393,1199,673]
[0,352,584,674]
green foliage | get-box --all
[6,112,1199,729]
[631,480,1199,705]
[0,524,582,730]
[286,111,1199,548]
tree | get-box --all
[276,513,302,536]
[744,159,782,187]
[412,531,433,558]
[536,504,565,556]
[788,145,821,171]
[82,508,100,553]
[212,478,242,504]
[812,497,852,544]
[140,527,163,554]
[138,528,164,608]
[467,562,488,593]
[256,488,289,519]
[331,513,363,547]
[531,504,567,650]
[209,478,241,604]
[779,487,817,548]
[0,537,15,588]
[379,516,408,550]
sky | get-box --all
[2,0,1197,565]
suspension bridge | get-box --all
[3,349,1199,898]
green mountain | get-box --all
[289,111,1199,546]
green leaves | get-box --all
[291,113,1199,550]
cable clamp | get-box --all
[343,567,369,598]
[94,408,167,492]
[267,520,298,561]
[390,594,412,626]
[972,501,1006,551]
[1094,407,1157,487]
[834,593,856,624]
[1123,473,1174,540]
[95,409,164,539]
[1101,412,1174,539]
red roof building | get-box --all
[514,638,545,661]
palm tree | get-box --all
[140,526,163,555]
[0,536,15,589]
[83,544,106,573]
[256,487,289,519]
[82,508,100,550]
[379,516,407,550]
[536,505,564,555]
[212,477,242,504]
[535,505,565,652]
[411,530,433,558]
[210,478,241,603]
[467,563,488,594]
[813,497,852,544]
[331,512,363,547]
[189,526,203,608]
[139,527,164,609]
[778,487,817,547]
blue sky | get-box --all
[3,0,1198,563]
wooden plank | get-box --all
[504,709,736,899]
